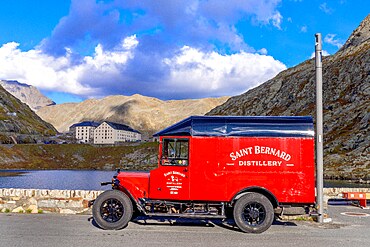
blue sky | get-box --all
[0,0,368,104]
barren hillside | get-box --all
[37,94,229,138]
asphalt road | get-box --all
[0,205,369,247]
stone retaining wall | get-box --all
[0,188,369,215]
[0,189,104,214]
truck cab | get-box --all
[92,116,315,233]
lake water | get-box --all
[0,170,369,190]
[0,170,116,190]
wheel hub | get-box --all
[243,202,266,226]
[249,208,259,219]
[100,198,124,223]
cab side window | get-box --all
[162,138,189,166]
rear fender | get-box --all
[231,187,279,208]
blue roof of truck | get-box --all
[154,116,314,138]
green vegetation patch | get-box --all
[0,142,159,171]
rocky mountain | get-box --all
[0,80,55,111]
[208,15,370,180]
[37,94,229,138]
[0,85,57,143]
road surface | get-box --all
[0,205,369,247]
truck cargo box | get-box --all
[150,116,315,204]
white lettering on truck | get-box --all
[164,171,185,195]
[230,146,291,162]
[230,147,253,161]
[238,160,282,166]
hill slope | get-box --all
[37,94,229,138]
[208,15,370,180]
[0,80,55,111]
[0,142,158,170]
[0,85,57,143]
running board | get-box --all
[146,213,226,219]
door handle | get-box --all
[183,168,188,172]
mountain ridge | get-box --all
[37,94,229,138]
[0,85,57,143]
[208,14,370,180]
[0,80,55,111]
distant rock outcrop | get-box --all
[208,14,370,180]
[0,80,55,111]
[339,14,370,52]
[0,85,57,143]
[36,94,229,139]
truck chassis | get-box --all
[92,185,276,233]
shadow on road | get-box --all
[88,215,298,232]
[132,216,216,227]
[88,216,104,230]
[273,219,298,227]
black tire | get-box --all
[92,190,133,230]
[233,192,274,233]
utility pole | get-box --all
[315,33,324,223]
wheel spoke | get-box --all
[100,198,124,223]
[242,201,266,226]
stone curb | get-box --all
[0,188,104,214]
[0,188,369,215]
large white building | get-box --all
[70,121,100,143]
[93,121,141,144]
[70,121,141,144]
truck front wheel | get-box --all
[233,192,274,233]
[92,190,133,230]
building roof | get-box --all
[154,116,314,138]
[104,121,141,134]
[70,121,101,128]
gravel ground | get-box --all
[0,205,369,247]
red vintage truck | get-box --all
[92,116,315,233]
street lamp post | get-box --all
[315,33,324,223]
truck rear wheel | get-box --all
[233,192,274,233]
[92,190,133,230]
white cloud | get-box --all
[300,25,307,33]
[83,35,138,73]
[199,0,283,29]
[310,50,330,58]
[271,12,283,30]
[0,36,287,99]
[0,36,138,97]
[319,2,333,14]
[163,46,286,97]
[0,42,90,94]
[322,50,330,56]
[41,0,284,58]
[257,48,268,55]
[324,34,343,48]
